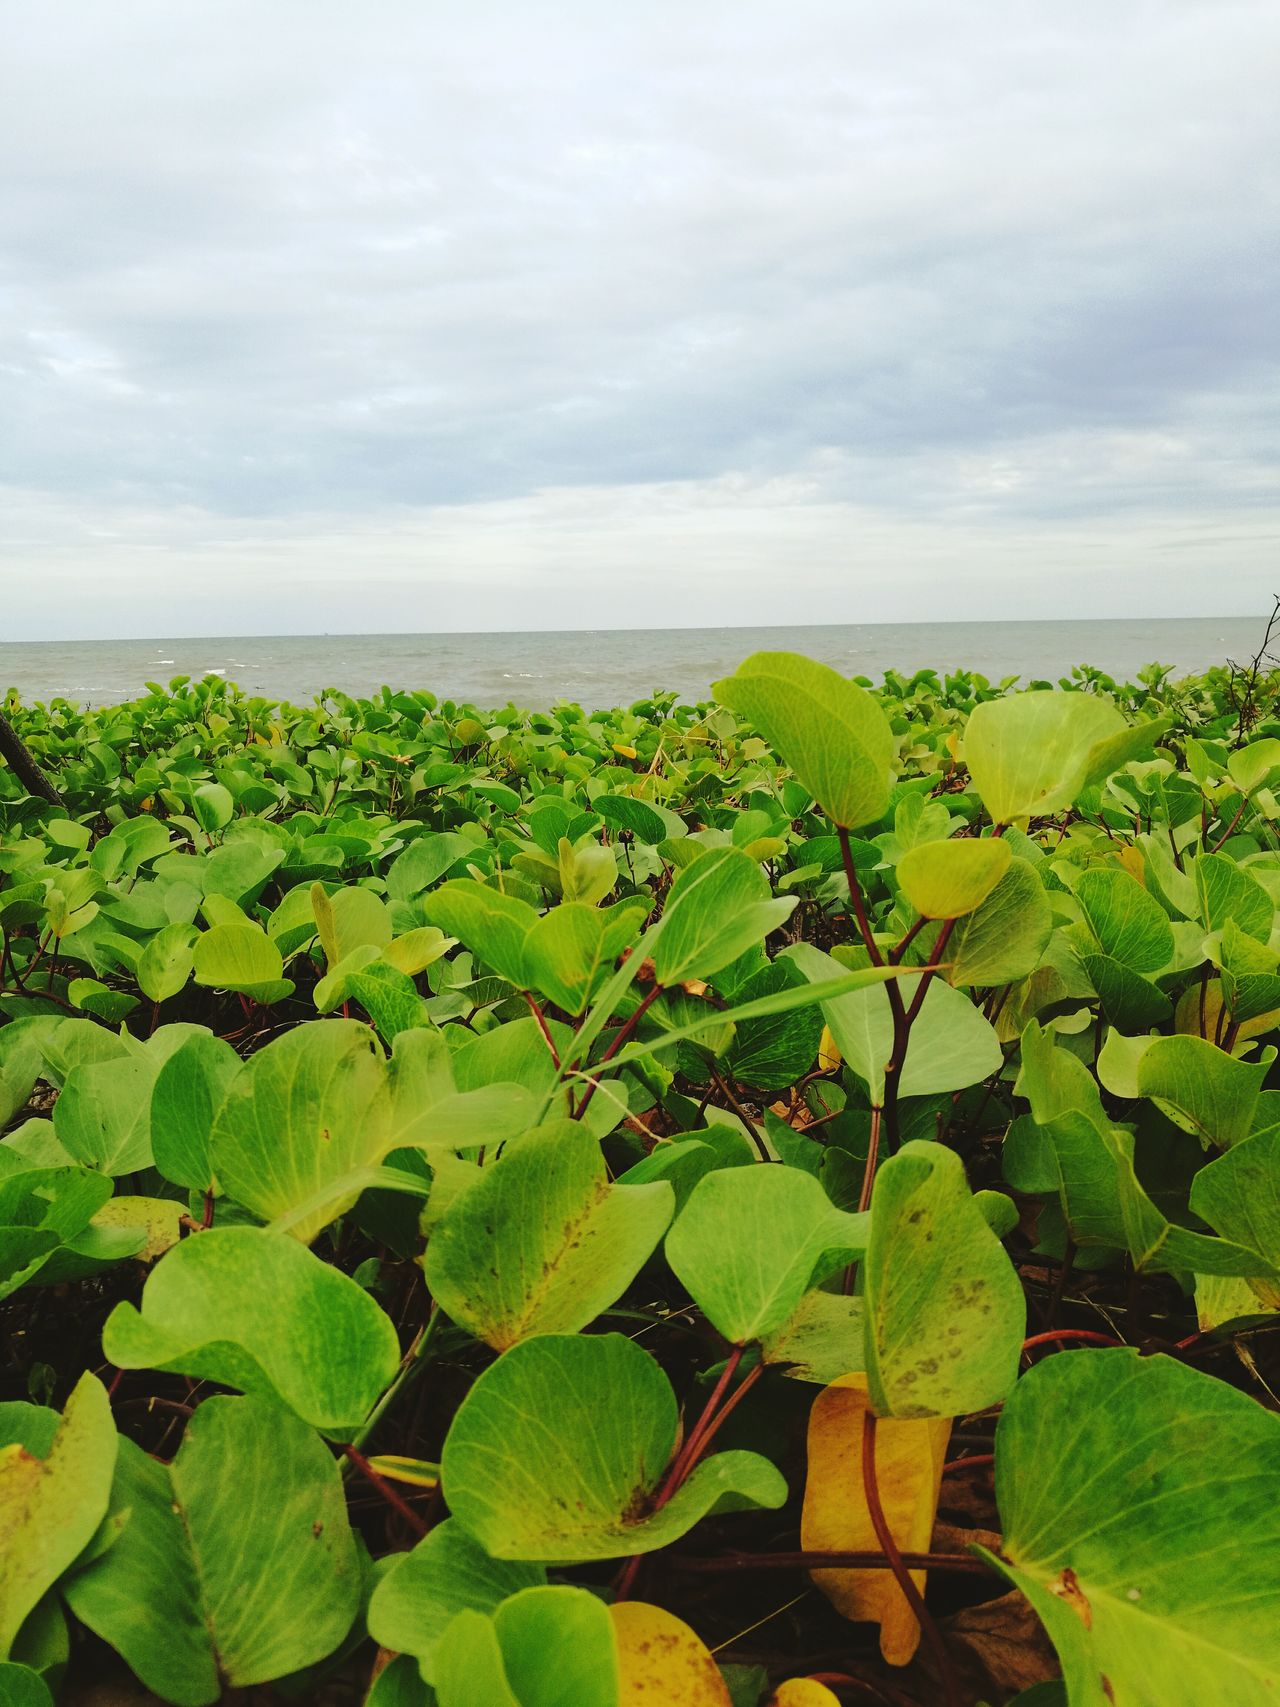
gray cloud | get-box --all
[2,0,1278,634]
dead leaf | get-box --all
[800,1373,951,1666]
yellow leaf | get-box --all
[90,1196,183,1262]
[613,743,638,759]
[1116,844,1146,885]
[817,1025,842,1072]
[800,1373,951,1665]
[365,1454,439,1490]
[768,1683,842,1707]
[610,1602,732,1705]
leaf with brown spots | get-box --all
[0,1373,116,1658]
[610,1601,732,1705]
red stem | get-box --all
[342,1444,428,1538]
[671,1547,992,1576]
[941,1452,994,1476]
[524,992,561,1067]
[1021,1328,1124,1355]
[1209,798,1248,854]
[615,1348,762,1601]
[574,982,663,1117]
[861,1411,961,1707]
[857,1104,882,1216]
[837,827,884,966]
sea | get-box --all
[0,617,1267,711]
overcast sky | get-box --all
[3,1,1278,639]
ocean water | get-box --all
[0,617,1267,711]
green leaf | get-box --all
[1078,952,1172,1033]
[192,923,294,1003]
[665,1165,867,1344]
[368,1519,545,1686]
[431,1610,518,1707]
[595,794,668,844]
[101,1227,400,1436]
[784,942,1001,1104]
[210,1020,391,1243]
[434,1586,618,1707]
[386,834,476,900]
[1190,1129,1280,1305]
[649,847,795,986]
[964,692,1144,825]
[424,1121,674,1348]
[0,1373,117,1658]
[988,1350,1280,1706]
[718,959,824,1091]
[1195,852,1273,942]
[1136,1034,1268,1149]
[191,782,233,832]
[135,922,198,1004]
[863,1140,1024,1418]
[424,881,538,987]
[713,651,894,829]
[759,1288,866,1385]
[150,1031,242,1192]
[311,881,393,969]
[521,903,622,1016]
[1228,738,1280,796]
[896,838,1011,920]
[64,1397,361,1703]
[1075,867,1174,972]
[441,1333,786,1560]
[0,1665,52,1707]
[315,955,432,1040]
[1017,1022,1280,1279]
[387,1027,540,1154]
[53,1055,157,1174]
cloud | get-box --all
[1,0,1278,634]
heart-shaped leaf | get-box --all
[101,1227,400,1436]
[425,1121,674,1348]
[896,838,1011,920]
[863,1141,1024,1418]
[665,1165,867,1345]
[0,1373,117,1658]
[441,1333,786,1560]
[713,652,894,830]
[64,1396,360,1704]
[988,1350,1280,1706]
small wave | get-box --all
[204,668,227,676]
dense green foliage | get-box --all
[2,652,1279,1705]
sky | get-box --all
[2,0,1278,639]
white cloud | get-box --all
[1,0,1278,633]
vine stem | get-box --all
[1209,798,1248,854]
[342,1444,428,1538]
[523,992,561,1067]
[710,1069,771,1162]
[837,827,884,967]
[671,1547,991,1576]
[1021,1327,1124,1356]
[861,1412,961,1707]
[857,1105,882,1216]
[573,982,664,1118]
[614,1347,763,1602]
